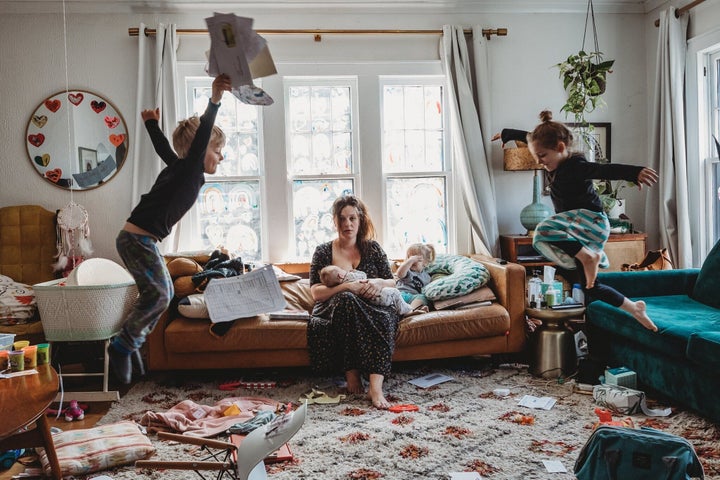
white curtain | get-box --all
[440,25,497,256]
[648,8,692,268]
[132,23,201,253]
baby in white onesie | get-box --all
[319,265,428,316]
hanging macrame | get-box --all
[53,202,93,276]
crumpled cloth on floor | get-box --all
[140,396,278,438]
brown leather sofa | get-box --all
[146,254,527,371]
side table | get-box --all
[526,306,585,379]
[0,364,62,479]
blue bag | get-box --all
[574,425,704,480]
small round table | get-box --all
[526,306,585,379]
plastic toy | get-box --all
[0,449,24,470]
[593,407,634,429]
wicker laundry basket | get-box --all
[34,279,138,341]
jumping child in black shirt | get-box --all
[109,74,232,384]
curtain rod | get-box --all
[128,26,508,41]
[654,0,706,27]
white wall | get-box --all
[0,6,650,263]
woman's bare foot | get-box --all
[368,373,390,409]
[621,299,658,331]
[576,246,602,288]
[345,369,364,394]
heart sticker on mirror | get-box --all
[91,100,106,113]
[28,133,45,147]
[109,134,126,147]
[44,99,61,112]
[32,115,48,128]
[45,168,62,183]
[34,154,51,167]
[68,93,84,106]
[104,116,120,129]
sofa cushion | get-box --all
[692,239,720,308]
[167,257,203,278]
[587,295,720,361]
[687,332,720,369]
[423,254,490,301]
[178,293,209,318]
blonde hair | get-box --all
[172,116,226,158]
[406,243,436,264]
[526,110,574,151]
[320,265,344,287]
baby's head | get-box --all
[172,116,226,159]
[406,243,436,271]
[320,265,348,287]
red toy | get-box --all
[593,408,634,429]
[46,400,87,422]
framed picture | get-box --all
[78,147,98,173]
[567,122,611,163]
[543,122,611,195]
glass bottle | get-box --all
[527,270,543,306]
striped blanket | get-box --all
[532,209,610,270]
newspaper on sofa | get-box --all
[204,264,286,323]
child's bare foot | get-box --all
[576,246,602,288]
[403,305,429,317]
[621,299,658,331]
[368,373,390,409]
[345,369,364,394]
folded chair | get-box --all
[136,402,307,480]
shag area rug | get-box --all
[86,359,718,480]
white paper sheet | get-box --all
[517,395,557,410]
[408,373,454,388]
[542,460,567,473]
[449,473,484,480]
[204,264,286,323]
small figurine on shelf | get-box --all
[64,400,85,422]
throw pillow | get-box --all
[692,238,720,308]
[0,275,37,325]
[37,421,154,477]
[167,257,203,278]
[422,254,490,301]
[178,293,210,319]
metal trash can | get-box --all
[527,307,585,379]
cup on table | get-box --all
[22,345,37,369]
[0,350,9,370]
[13,340,30,351]
[36,343,51,365]
[9,350,25,371]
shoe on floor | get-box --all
[108,345,132,385]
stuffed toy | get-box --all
[64,400,85,422]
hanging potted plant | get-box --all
[556,0,614,129]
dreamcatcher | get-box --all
[53,202,93,276]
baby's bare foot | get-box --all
[631,300,658,331]
[577,247,602,289]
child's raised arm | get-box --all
[211,74,232,104]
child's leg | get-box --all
[552,241,601,289]
[619,299,657,331]
[382,288,412,316]
[111,231,173,383]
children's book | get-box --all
[267,309,310,320]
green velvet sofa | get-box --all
[585,241,720,423]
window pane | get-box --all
[292,179,354,258]
[385,177,447,259]
[198,182,262,262]
[289,85,353,175]
[382,85,444,173]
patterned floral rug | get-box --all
[89,358,718,480]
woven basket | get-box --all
[34,279,138,341]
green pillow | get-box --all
[692,239,720,308]
[422,254,490,301]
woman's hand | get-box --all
[636,167,659,190]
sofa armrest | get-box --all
[596,269,700,298]
[468,254,527,350]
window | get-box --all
[381,80,449,259]
[180,62,452,263]
[285,78,358,258]
[710,50,720,245]
[184,77,265,262]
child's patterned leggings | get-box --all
[113,230,173,353]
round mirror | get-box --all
[25,90,129,190]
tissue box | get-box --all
[541,281,563,304]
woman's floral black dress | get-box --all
[307,240,399,376]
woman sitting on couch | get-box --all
[308,194,399,409]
